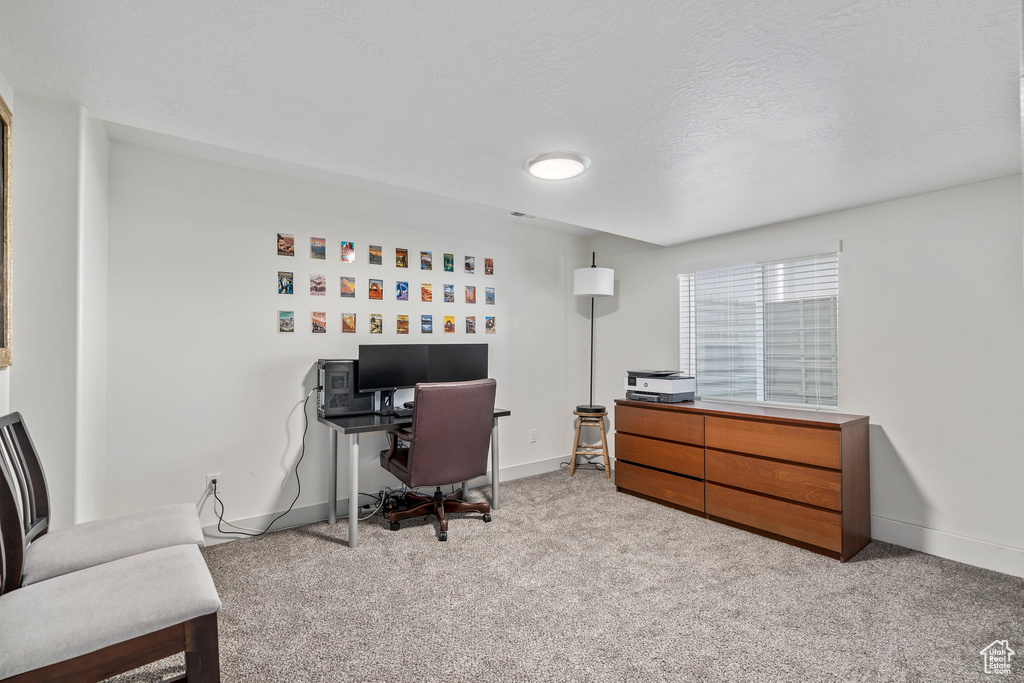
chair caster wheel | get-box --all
[438,531,447,542]
[389,521,400,531]
[482,513,492,523]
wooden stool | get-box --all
[570,409,610,477]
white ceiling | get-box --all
[0,1,1019,246]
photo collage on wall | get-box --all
[276,232,496,336]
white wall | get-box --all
[0,65,12,109]
[9,95,84,529]
[75,115,109,522]
[590,175,1024,577]
[106,142,588,534]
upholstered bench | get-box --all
[0,544,221,682]
[0,413,206,586]
[20,503,204,586]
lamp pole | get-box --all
[573,252,613,414]
[588,252,597,410]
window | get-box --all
[679,253,838,409]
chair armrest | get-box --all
[391,428,415,443]
[381,430,413,471]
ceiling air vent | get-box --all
[507,211,537,219]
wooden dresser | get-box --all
[614,399,870,561]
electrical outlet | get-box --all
[529,429,537,443]
[206,473,222,494]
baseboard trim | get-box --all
[202,454,570,545]
[871,515,1024,578]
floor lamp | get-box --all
[574,252,614,413]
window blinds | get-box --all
[679,253,838,409]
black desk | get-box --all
[318,408,511,547]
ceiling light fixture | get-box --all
[524,152,590,180]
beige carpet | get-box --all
[112,469,1023,682]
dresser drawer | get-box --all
[705,449,841,511]
[616,405,704,445]
[706,483,842,552]
[615,433,704,479]
[705,416,840,469]
[616,461,704,512]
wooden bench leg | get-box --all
[184,613,220,683]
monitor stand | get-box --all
[376,389,396,417]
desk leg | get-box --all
[349,433,359,548]
[328,429,337,526]
[491,417,500,510]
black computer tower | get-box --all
[317,359,374,417]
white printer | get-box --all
[625,370,696,403]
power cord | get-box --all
[560,458,607,472]
[212,386,316,537]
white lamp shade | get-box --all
[574,267,615,297]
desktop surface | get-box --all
[318,407,511,435]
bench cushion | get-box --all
[21,503,204,586]
[0,544,220,679]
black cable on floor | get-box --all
[213,387,314,537]
[559,460,606,471]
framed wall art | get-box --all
[0,92,12,366]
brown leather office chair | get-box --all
[379,378,496,541]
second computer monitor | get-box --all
[356,343,488,392]
[428,343,488,383]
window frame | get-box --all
[679,250,840,411]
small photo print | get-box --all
[340,276,356,298]
[485,258,494,275]
[311,311,326,333]
[310,237,326,259]
[444,316,455,334]
[368,279,384,300]
[396,314,410,335]
[340,241,355,263]
[465,285,476,304]
[465,256,475,274]
[396,248,409,268]
[278,271,293,295]
[342,313,357,334]
[485,316,495,334]
[370,313,383,334]
[396,281,409,301]
[310,274,327,296]
[443,284,454,303]
[421,283,433,302]
[421,251,432,270]
[421,315,433,334]
[485,287,495,305]
[466,316,476,334]
[277,233,295,256]
[444,253,454,272]
[369,245,383,265]
[278,310,295,333]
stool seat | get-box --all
[570,409,611,478]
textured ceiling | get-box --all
[0,1,1019,246]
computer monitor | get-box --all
[428,343,488,383]
[356,344,429,393]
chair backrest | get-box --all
[0,412,50,545]
[404,378,497,488]
[0,449,26,595]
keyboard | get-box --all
[392,407,414,417]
